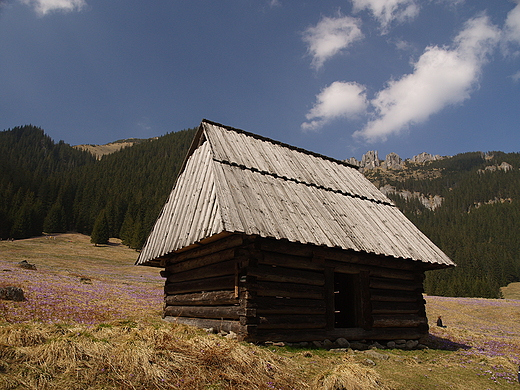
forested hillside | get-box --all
[0,126,96,239]
[0,125,196,248]
[2,125,518,298]
[365,152,520,298]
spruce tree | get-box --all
[43,202,66,233]
[91,209,109,246]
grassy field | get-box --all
[1,234,519,389]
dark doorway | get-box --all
[334,273,359,328]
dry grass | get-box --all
[1,234,520,389]
[312,355,392,390]
[74,140,141,159]
[0,321,309,389]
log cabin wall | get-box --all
[161,234,245,335]
[162,234,429,343]
[242,236,428,342]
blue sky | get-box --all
[1,0,519,161]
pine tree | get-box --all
[43,201,66,233]
[91,209,109,246]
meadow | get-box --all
[1,234,519,389]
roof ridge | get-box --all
[202,119,359,170]
[214,157,395,207]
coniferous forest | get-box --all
[365,152,520,299]
[0,125,195,249]
[1,125,519,299]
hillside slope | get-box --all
[0,125,196,248]
[2,124,518,298]
[362,151,520,298]
[74,138,152,159]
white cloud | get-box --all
[512,70,520,82]
[303,14,363,70]
[301,81,368,131]
[354,15,501,142]
[393,39,413,52]
[351,0,419,33]
[19,0,86,16]
[504,1,520,45]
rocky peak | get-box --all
[479,161,514,173]
[383,152,403,170]
[346,150,445,171]
[361,150,380,170]
[410,152,442,164]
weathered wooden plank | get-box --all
[247,265,325,286]
[187,150,215,243]
[371,301,421,314]
[372,315,427,328]
[164,305,242,319]
[361,267,418,281]
[369,277,423,292]
[260,250,420,282]
[246,281,324,300]
[325,262,365,274]
[259,238,314,258]
[165,275,235,295]
[370,289,423,302]
[252,296,326,315]
[166,259,235,283]
[164,317,243,333]
[169,142,211,252]
[260,251,321,271]
[167,234,243,263]
[325,249,419,272]
[259,238,422,271]
[165,248,236,273]
[256,315,326,330]
[165,290,237,306]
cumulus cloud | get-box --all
[504,1,520,45]
[351,0,419,33]
[303,14,363,70]
[301,81,368,131]
[19,0,86,16]
[354,15,501,141]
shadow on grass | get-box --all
[423,333,471,351]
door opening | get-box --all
[334,273,359,328]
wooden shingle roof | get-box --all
[137,119,454,269]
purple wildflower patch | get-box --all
[0,257,163,324]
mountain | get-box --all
[1,125,518,298]
[356,150,520,298]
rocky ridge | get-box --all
[346,151,447,210]
[349,151,517,212]
[346,151,444,172]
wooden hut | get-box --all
[137,119,455,343]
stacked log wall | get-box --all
[162,234,245,334]
[245,237,429,342]
[241,263,327,336]
[161,234,430,342]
